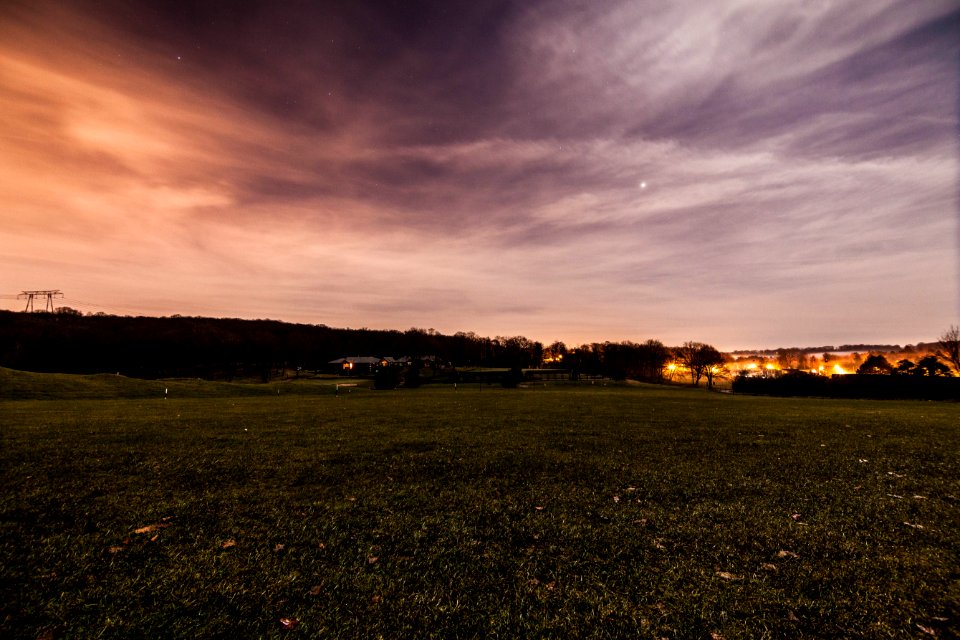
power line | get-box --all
[1,292,143,316]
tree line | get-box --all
[0,311,545,380]
[731,326,960,400]
[0,310,729,385]
[6,309,953,390]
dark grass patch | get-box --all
[1,383,957,638]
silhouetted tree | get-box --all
[543,341,567,367]
[914,355,952,377]
[404,360,423,388]
[895,359,916,375]
[777,348,803,370]
[674,341,724,386]
[857,354,893,375]
[637,339,670,381]
[938,325,960,374]
[54,306,82,316]
[701,349,729,389]
[373,363,402,390]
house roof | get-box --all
[328,356,411,365]
[329,356,381,365]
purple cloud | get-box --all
[0,0,956,347]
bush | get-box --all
[404,364,422,388]
[501,366,524,388]
[373,365,401,390]
[732,373,960,400]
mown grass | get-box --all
[1,371,957,638]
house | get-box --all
[328,356,410,376]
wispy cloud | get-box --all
[0,0,955,347]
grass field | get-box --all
[1,369,957,638]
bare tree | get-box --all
[938,325,960,374]
[674,342,704,385]
[702,349,729,389]
[675,341,725,387]
[543,341,567,366]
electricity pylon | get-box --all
[19,290,63,312]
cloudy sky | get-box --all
[1,0,957,349]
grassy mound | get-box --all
[0,367,359,400]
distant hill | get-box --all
[729,343,938,356]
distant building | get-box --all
[328,356,410,375]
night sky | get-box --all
[1,0,957,349]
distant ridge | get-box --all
[729,343,938,356]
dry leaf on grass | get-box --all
[710,633,726,640]
[916,623,937,636]
[307,585,322,596]
[133,523,170,535]
[716,571,740,581]
[221,539,236,549]
[107,546,125,554]
[274,543,285,552]
[367,555,379,564]
[760,563,778,571]
[279,617,299,630]
[787,610,799,622]
[903,522,924,529]
[777,550,800,559]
